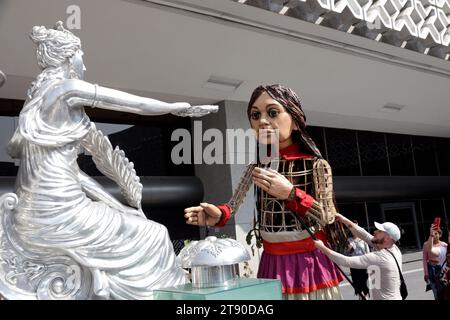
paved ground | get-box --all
[339,258,435,300]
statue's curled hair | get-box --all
[30,21,81,70]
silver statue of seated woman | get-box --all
[0,22,217,300]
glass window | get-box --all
[307,126,327,159]
[412,136,438,176]
[415,200,426,245]
[245,0,283,12]
[336,202,368,230]
[0,162,18,176]
[150,206,200,241]
[325,128,361,176]
[436,138,450,176]
[357,131,389,176]
[386,133,414,176]
[163,126,196,176]
[105,123,194,176]
[444,196,450,240]
[366,202,382,234]
[78,125,175,176]
[380,202,422,250]
[110,125,167,175]
[419,199,445,231]
[0,116,17,175]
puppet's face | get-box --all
[249,92,297,149]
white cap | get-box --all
[374,222,401,241]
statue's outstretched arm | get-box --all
[62,79,217,116]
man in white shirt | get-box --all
[314,214,403,300]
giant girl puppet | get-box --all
[184,85,348,300]
[0,22,216,300]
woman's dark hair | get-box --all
[247,84,322,158]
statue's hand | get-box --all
[171,103,218,117]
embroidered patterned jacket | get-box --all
[215,144,338,255]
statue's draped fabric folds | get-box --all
[0,21,217,300]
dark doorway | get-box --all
[381,202,421,252]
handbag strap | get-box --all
[386,249,405,282]
[441,258,447,270]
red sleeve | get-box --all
[215,204,232,227]
[284,188,315,216]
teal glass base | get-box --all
[154,278,282,300]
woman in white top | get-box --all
[423,224,448,300]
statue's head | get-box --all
[30,21,84,78]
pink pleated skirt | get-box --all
[257,248,343,294]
